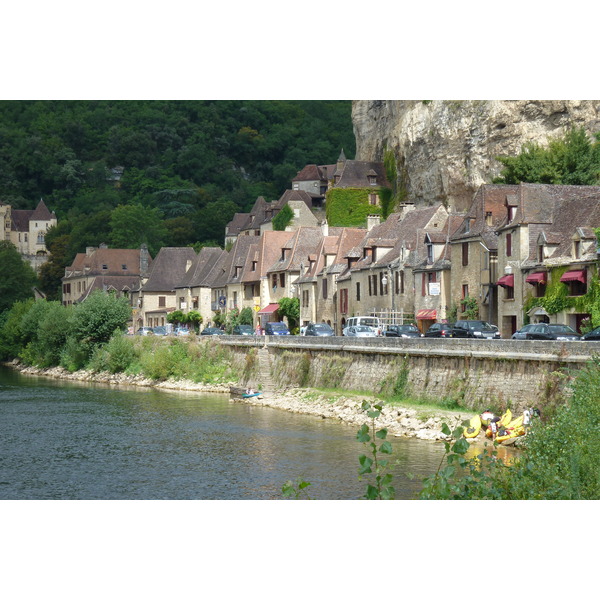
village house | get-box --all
[450,184,518,325]
[133,247,197,330]
[173,246,229,326]
[62,244,151,307]
[333,204,453,332]
[0,198,57,270]
[299,222,365,332]
[493,183,600,337]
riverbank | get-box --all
[5,361,480,444]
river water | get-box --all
[0,366,448,500]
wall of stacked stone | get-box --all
[220,336,600,412]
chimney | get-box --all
[367,214,381,232]
[86,246,96,256]
[139,244,150,276]
[321,219,329,237]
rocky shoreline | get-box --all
[7,361,484,442]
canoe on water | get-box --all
[463,415,482,438]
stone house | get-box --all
[173,246,229,327]
[494,184,600,336]
[0,199,57,271]
[300,223,365,332]
[335,204,451,331]
[291,164,330,207]
[62,244,151,308]
[450,184,518,325]
[262,227,322,329]
[135,247,197,329]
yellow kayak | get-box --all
[463,415,482,438]
[495,415,526,443]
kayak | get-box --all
[463,415,482,438]
[242,392,263,399]
[495,415,526,443]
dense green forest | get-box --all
[0,100,355,298]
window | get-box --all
[462,284,469,299]
[272,274,277,289]
[279,273,285,287]
[506,233,512,257]
[322,278,328,299]
[122,264,127,270]
[421,273,427,297]
[372,275,378,296]
[504,285,514,300]
[356,281,361,301]
[369,193,379,206]
[37,233,45,244]
[427,243,434,264]
[302,290,309,307]
[538,244,544,262]
[399,271,405,295]
[251,261,257,272]
[158,296,166,307]
[462,242,469,266]
[485,211,493,226]
[102,264,108,270]
[380,272,388,295]
[574,240,581,259]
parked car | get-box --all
[582,326,600,341]
[232,324,254,336]
[200,327,225,336]
[343,316,382,335]
[264,322,290,335]
[304,323,335,337]
[174,327,191,336]
[451,320,501,339]
[152,326,168,336]
[136,327,154,336]
[344,325,378,338]
[525,323,581,341]
[424,322,455,338]
[511,324,537,340]
[384,324,422,338]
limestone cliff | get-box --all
[352,100,600,212]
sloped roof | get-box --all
[142,247,197,292]
[176,246,226,288]
[292,164,327,182]
[333,160,391,189]
[64,247,149,278]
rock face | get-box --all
[352,100,600,212]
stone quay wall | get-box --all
[219,336,600,413]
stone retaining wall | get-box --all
[221,336,600,412]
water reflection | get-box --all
[1,367,447,500]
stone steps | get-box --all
[256,347,276,394]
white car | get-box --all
[344,325,378,337]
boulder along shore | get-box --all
[8,362,476,443]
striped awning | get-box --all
[560,270,586,284]
[416,309,437,320]
[525,272,547,285]
[257,303,279,314]
[497,274,514,287]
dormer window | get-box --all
[508,205,516,222]
[427,243,434,265]
[102,264,108,270]
[368,175,377,185]
[485,211,493,226]
[251,261,257,272]
[574,240,581,259]
[464,219,471,234]
[122,264,127,270]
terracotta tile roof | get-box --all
[64,247,150,278]
[292,164,327,182]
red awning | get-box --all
[416,309,437,320]
[525,272,547,285]
[560,270,587,284]
[497,274,514,287]
[257,303,279,314]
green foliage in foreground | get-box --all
[0,241,38,312]
[421,359,600,500]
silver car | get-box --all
[344,325,378,337]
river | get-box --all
[0,366,449,500]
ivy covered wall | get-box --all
[325,187,393,227]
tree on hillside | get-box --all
[0,241,38,312]
[495,127,600,185]
[110,204,167,255]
